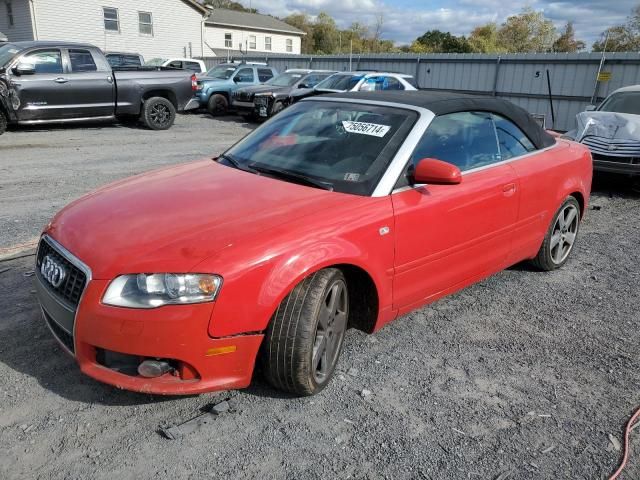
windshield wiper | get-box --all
[249,164,334,191]
[217,154,257,174]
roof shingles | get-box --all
[206,9,305,35]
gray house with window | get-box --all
[0,1,304,60]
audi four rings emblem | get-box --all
[40,255,67,288]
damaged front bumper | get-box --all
[581,136,640,175]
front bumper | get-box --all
[35,238,263,395]
[593,158,640,175]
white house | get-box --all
[0,1,304,60]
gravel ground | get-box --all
[0,117,639,479]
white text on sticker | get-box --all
[342,121,391,138]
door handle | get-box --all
[502,183,517,196]
[54,77,68,84]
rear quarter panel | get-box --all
[509,139,592,261]
[113,70,193,115]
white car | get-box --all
[145,57,206,73]
[313,72,418,93]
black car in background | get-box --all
[232,69,336,119]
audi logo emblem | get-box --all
[40,255,67,288]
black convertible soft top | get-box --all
[320,91,556,150]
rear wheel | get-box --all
[263,268,349,396]
[141,97,176,130]
[207,94,228,116]
[270,101,285,117]
[531,196,581,271]
[0,109,7,135]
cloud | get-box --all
[250,0,637,47]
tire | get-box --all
[270,101,285,117]
[263,268,349,396]
[207,94,228,116]
[141,97,176,130]
[0,109,7,135]
[531,196,581,271]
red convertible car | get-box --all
[35,92,592,396]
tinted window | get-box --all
[69,49,97,72]
[411,112,500,171]
[183,61,202,72]
[258,68,274,82]
[236,68,254,82]
[359,76,404,91]
[316,74,363,91]
[106,54,121,67]
[267,72,303,87]
[122,55,142,66]
[23,49,63,74]
[168,61,182,69]
[303,73,331,87]
[493,114,536,160]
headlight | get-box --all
[102,273,223,309]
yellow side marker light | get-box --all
[206,345,237,357]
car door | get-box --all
[391,111,520,312]
[11,48,67,122]
[233,67,255,85]
[58,48,115,119]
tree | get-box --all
[283,13,314,53]
[592,4,640,52]
[204,0,257,13]
[468,23,505,53]
[553,22,586,52]
[497,7,556,53]
[312,12,339,54]
[412,30,472,53]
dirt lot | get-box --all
[0,115,639,479]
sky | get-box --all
[248,0,638,48]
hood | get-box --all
[576,111,640,142]
[197,75,231,85]
[47,161,349,279]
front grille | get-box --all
[582,136,640,157]
[234,91,254,102]
[592,153,640,165]
[43,309,75,353]
[36,237,87,308]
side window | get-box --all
[235,68,254,83]
[258,68,273,82]
[69,49,98,72]
[381,77,404,91]
[184,61,202,72]
[410,112,500,172]
[106,54,121,67]
[22,49,63,74]
[303,74,323,87]
[492,114,536,160]
[168,60,182,69]
[122,55,142,66]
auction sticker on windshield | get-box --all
[342,121,391,137]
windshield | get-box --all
[145,58,167,66]
[0,43,21,68]
[222,100,417,195]
[267,72,304,87]
[598,92,640,115]
[206,64,236,80]
[315,74,363,91]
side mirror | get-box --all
[412,158,462,185]
[13,63,36,75]
[585,105,596,111]
[298,83,310,89]
[233,76,241,83]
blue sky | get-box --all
[250,0,638,48]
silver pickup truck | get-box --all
[0,41,199,134]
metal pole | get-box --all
[591,31,609,105]
[349,40,353,71]
[492,56,501,97]
[546,69,556,129]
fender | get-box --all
[202,197,396,338]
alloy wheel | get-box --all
[312,279,348,383]
[550,203,579,264]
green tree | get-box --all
[412,30,472,53]
[312,12,339,54]
[468,23,505,53]
[592,5,640,52]
[553,22,586,52]
[497,7,556,53]
[283,13,314,53]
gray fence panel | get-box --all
[199,52,640,131]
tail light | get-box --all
[191,74,198,92]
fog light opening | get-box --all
[138,359,173,378]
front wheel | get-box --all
[263,268,349,396]
[531,196,581,271]
[141,97,176,130]
[207,94,228,116]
